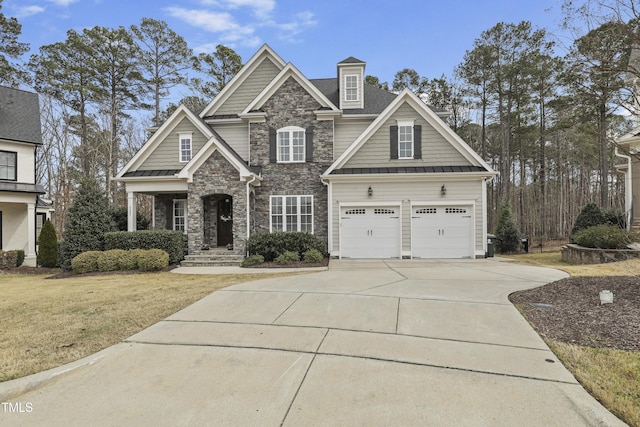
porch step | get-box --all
[180,250,245,267]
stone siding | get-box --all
[249,77,333,246]
[561,243,640,264]
[187,150,247,254]
[153,193,186,230]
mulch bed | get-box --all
[510,276,640,352]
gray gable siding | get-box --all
[139,117,208,171]
[214,57,281,115]
[213,122,248,160]
[344,103,471,168]
[334,118,372,160]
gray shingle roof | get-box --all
[338,56,366,64]
[310,78,398,115]
[0,86,42,145]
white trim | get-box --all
[344,74,359,102]
[242,63,339,115]
[269,195,314,233]
[116,104,213,179]
[173,199,187,234]
[338,201,402,259]
[178,132,193,163]
[200,44,287,118]
[276,126,305,163]
[409,200,476,259]
[324,88,497,176]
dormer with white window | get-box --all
[337,57,365,110]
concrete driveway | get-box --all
[0,259,626,426]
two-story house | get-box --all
[116,45,496,261]
[0,86,52,266]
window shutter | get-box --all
[269,127,277,162]
[413,125,422,159]
[390,125,398,159]
[166,200,173,230]
[305,126,314,162]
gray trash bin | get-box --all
[486,234,496,258]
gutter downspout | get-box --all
[615,147,633,230]
[320,176,331,257]
[245,174,260,253]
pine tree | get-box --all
[495,202,521,254]
[59,178,115,270]
[37,219,58,268]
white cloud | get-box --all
[199,0,275,19]
[273,11,317,42]
[15,5,46,18]
[165,7,261,48]
[46,0,80,5]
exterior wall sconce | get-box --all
[441,185,446,196]
[368,186,373,197]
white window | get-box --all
[173,199,187,233]
[0,151,17,180]
[277,127,305,163]
[397,120,414,159]
[270,195,313,233]
[345,75,359,101]
[179,133,192,163]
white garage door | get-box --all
[340,206,400,258]
[412,206,473,259]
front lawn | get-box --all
[0,270,304,382]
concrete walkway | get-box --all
[0,259,626,426]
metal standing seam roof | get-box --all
[330,166,489,175]
[122,169,181,178]
[0,86,43,145]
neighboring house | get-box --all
[615,128,640,229]
[116,45,497,261]
[0,86,52,266]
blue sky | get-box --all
[7,0,572,86]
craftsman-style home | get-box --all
[116,45,496,261]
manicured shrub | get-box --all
[0,250,18,269]
[104,230,185,264]
[59,178,115,270]
[15,250,25,267]
[573,224,637,249]
[97,249,127,272]
[71,251,102,274]
[274,250,300,265]
[303,248,324,263]
[110,206,151,231]
[246,232,326,261]
[571,203,606,241]
[118,249,139,270]
[241,254,264,267]
[37,219,59,267]
[137,249,169,271]
[495,202,521,254]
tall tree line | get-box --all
[2,0,637,240]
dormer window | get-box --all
[345,75,359,101]
[277,126,305,163]
[179,133,192,163]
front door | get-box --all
[217,197,233,247]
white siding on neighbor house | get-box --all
[215,57,282,115]
[0,201,29,251]
[0,141,36,183]
[333,119,372,160]
[213,123,249,161]
[344,103,471,168]
[330,178,485,256]
[138,118,208,171]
